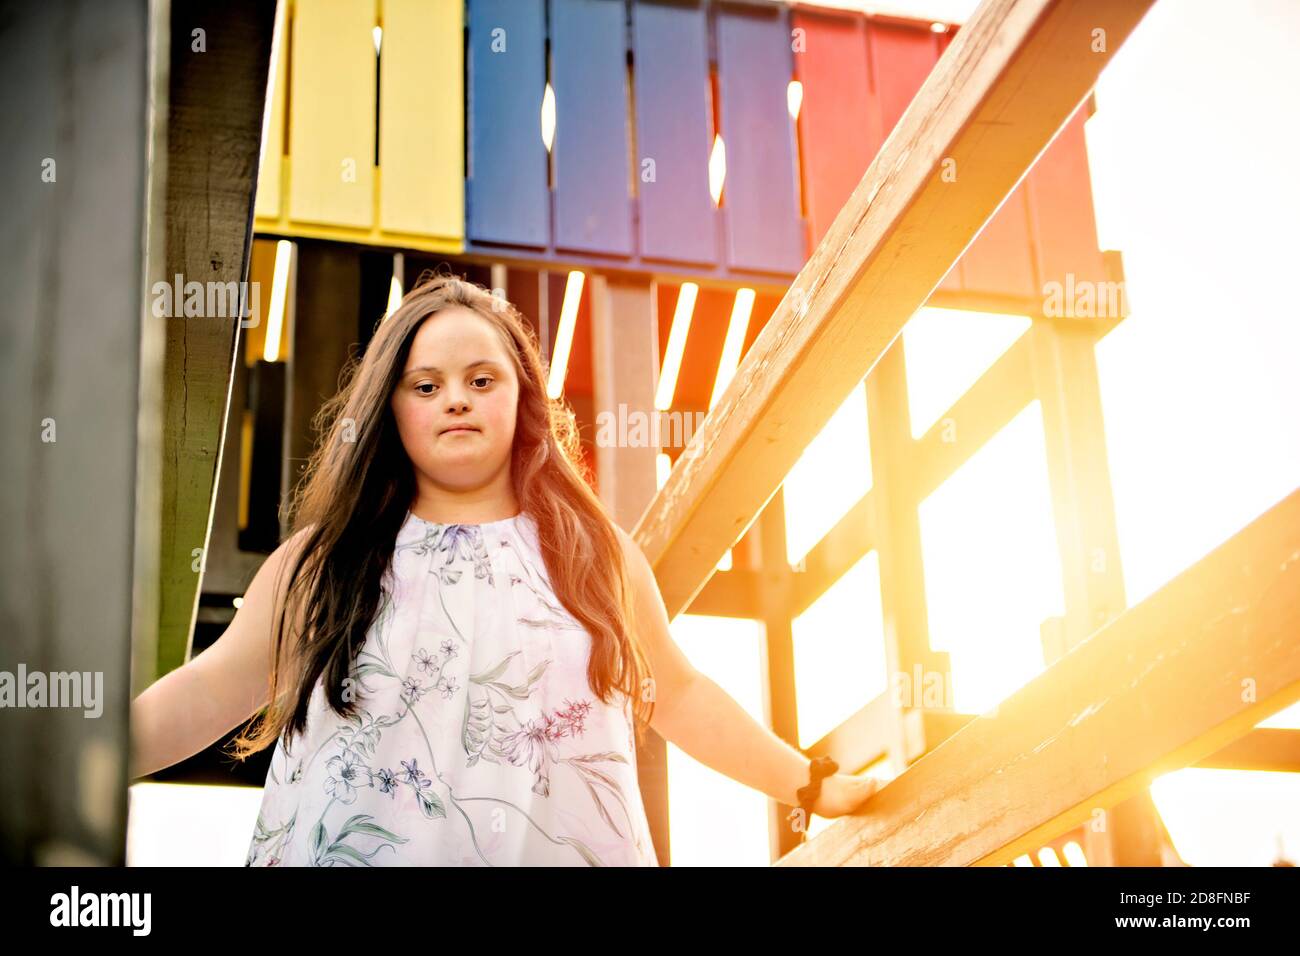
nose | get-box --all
[444,384,471,413]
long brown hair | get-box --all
[228,270,655,760]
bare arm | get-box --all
[615,527,810,806]
[128,529,308,780]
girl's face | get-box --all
[390,305,520,498]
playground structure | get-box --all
[4,0,1296,867]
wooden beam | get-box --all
[1195,728,1300,773]
[590,274,661,526]
[156,0,277,675]
[865,344,953,774]
[754,491,803,858]
[688,569,760,618]
[911,332,1037,501]
[801,691,898,775]
[589,273,673,867]
[631,0,1158,618]
[791,490,878,617]
[1030,319,1128,648]
[775,486,1300,866]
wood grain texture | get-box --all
[157,0,277,675]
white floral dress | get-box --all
[244,509,659,867]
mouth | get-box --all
[440,426,479,435]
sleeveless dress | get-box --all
[244,508,660,867]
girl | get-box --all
[130,272,878,866]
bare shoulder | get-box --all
[611,523,652,580]
[261,523,315,581]
[243,524,317,621]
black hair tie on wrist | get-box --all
[793,754,839,840]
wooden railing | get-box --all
[629,0,1300,865]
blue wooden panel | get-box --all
[632,0,716,266]
[551,0,633,255]
[467,0,549,247]
[716,3,804,274]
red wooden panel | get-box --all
[863,21,944,158]
[1024,101,1109,291]
[792,10,872,249]
[935,20,963,297]
[955,182,1039,300]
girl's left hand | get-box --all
[810,772,880,818]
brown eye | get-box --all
[416,383,436,395]
[472,376,493,388]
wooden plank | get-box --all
[953,183,1038,299]
[287,0,375,228]
[379,0,464,239]
[911,330,1036,500]
[755,491,802,858]
[631,0,716,266]
[791,490,878,616]
[551,0,633,255]
[802,691,898,775]
[1031,321,1147,868]
[1029,320,1127,650]
[630,0,1158,617]
[157,1,278,676]
[865,343,953,775]
[589,273,671,865]
[685,567,759,617]
[591,275,660,526]
[776,487,1300,866]
[466,0,549,247]
[791,9,872,250]
[1025,100,1111,302]
[863,19,944,155]
[1195,728,1300,773]
[715,2,805,274]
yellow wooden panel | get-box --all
[253,0,288,219]
[288,0,376,228]
[379,0,464,239]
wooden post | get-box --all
[1030,315,1175,865]
[284,242,367,507]
[754,491,803,858]
[866,343,954,773]
[155,0,278,676]
[588,272,672,865]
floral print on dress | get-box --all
[245,510,658,867]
